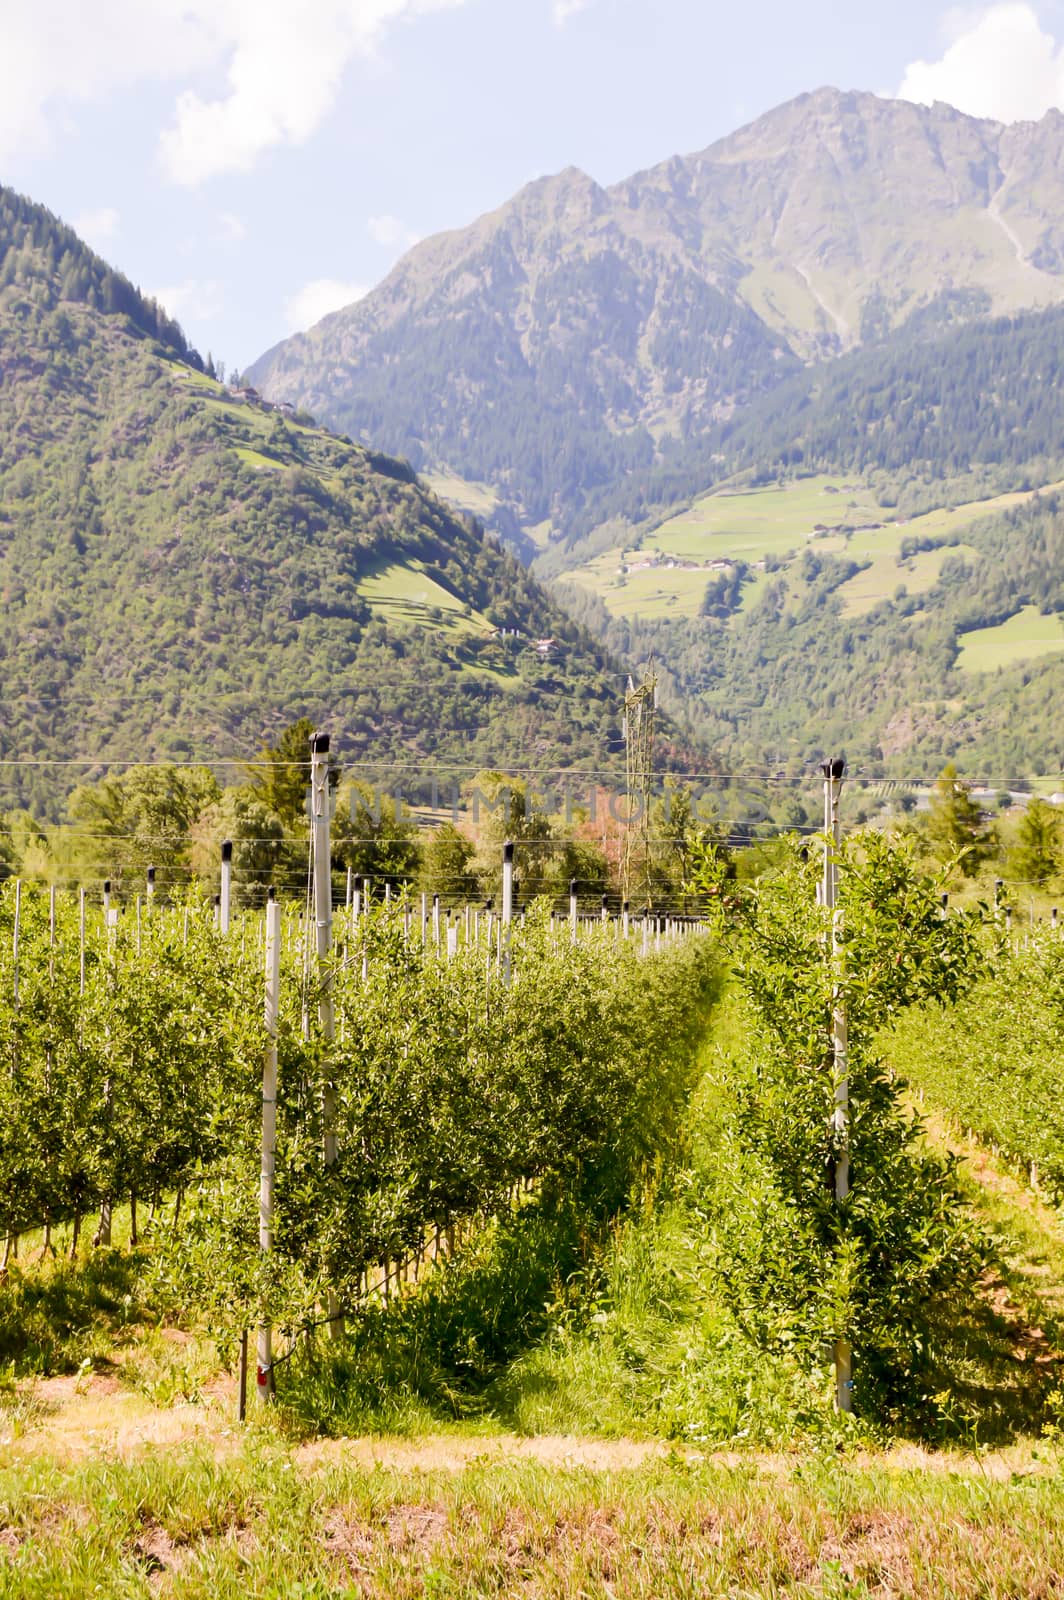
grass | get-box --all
[568,475,1064,624]
[356,558,495,637]
[4,1441,1064,1597]
[233,446,284,472]
[421,470,500,520]
[164,360,224,394]
[643,475,884,563]
[6,999,1064,1593]
[565,549,709,619]
[956,605,1064,674]
[837,543,978,617]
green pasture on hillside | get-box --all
[956,604,1064,674]
[837,543,979,616]
[356,557,495,635]
[570,475,1064,624]
[566,550,707,618]
[422,469,500,520]
[232,445,283,472]
[644,474,884,562]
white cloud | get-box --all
[0,2,217,163]
[0,0,470,179]
[158,0,469,186]
[552,0,593,23]
[71,207,120,250]
[367,212,421,249]
[898,3,1064,122]
[217,211,247,243]
[284,277,369,333]
[150,278,224,324]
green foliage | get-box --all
[0,1251,148,1376]
[418,823,478,904]
[245,719,322,834]
[926,764,997,876]
[705,835,990,1419]
[0,884,259,1249]
[251,905,718,1325]
[333,780,420,890]
[0,877,717,1353]
[67,764,221,891]
[890,932,1064,1202]
[0,185,201,367]
[0,190,633,817]
[190,789,285,907]
[1011,798,1063,886]
[591,486,1064,783]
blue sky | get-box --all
[3,0,1063,370]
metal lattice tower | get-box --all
[621,666,657,906]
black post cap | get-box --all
[503,841,514,864]
[311,731,330,754]
[103,879,111,895]
[570,878,578,894]
[268,886,276,902]
[221,839,233,864]
[146,866,156,883]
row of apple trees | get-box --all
[0,883,719,1330]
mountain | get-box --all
[545,301,1064,550]
[558,482,1064,786]
[0,186,644,817]
[247,89,1064,543]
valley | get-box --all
[5,60,1064,1600]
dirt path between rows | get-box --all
[6,1373,1057,1482]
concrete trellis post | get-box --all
[822,756,851,1415]
[501,841,514,985]
[220,840,233,934]
[257,888,281,1406]
[310,731,341,1337]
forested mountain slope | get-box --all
[0,187,636,816]
[566,303,1064,544]
[558,486,1064,784]
[248,90,1064,541]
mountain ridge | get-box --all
[0,184,653,817]
[248,89,1064,543]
